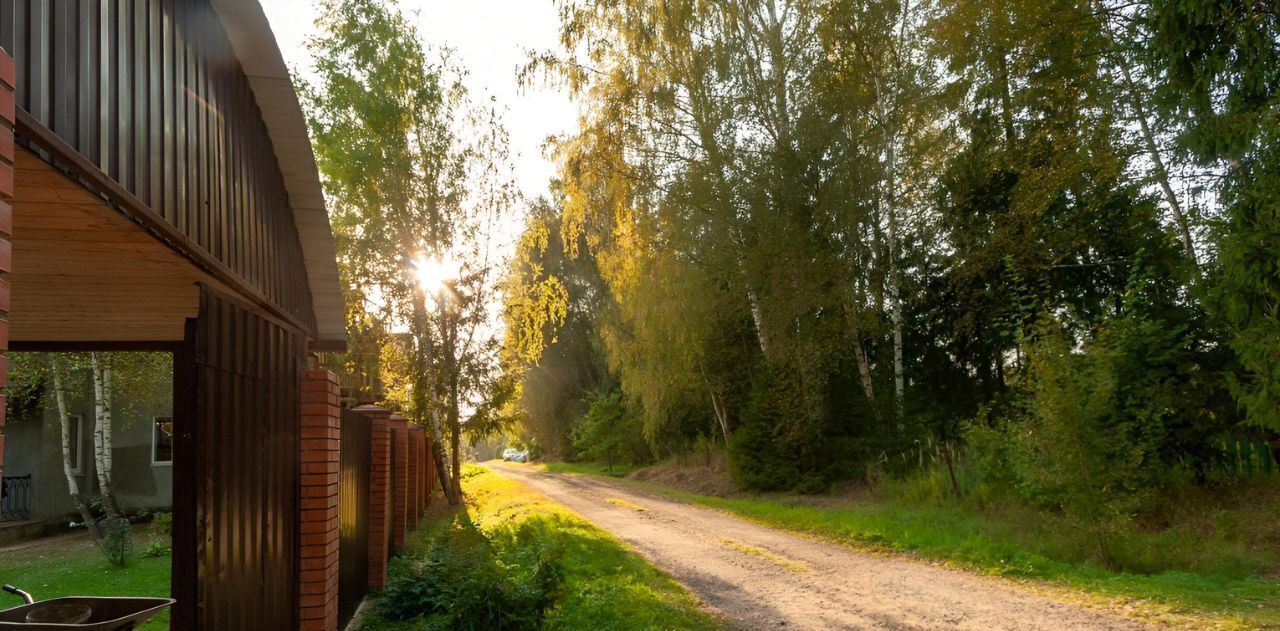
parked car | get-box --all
[502,448,531,463]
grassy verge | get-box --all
[0,533,171,629]
[538,462,1279,629]
[361,464,715,630]
[542,460,643,477]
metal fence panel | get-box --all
[191,285,303,630]
[338,407,371,628]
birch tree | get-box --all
[46,355,101,539]
[302,0,516,504]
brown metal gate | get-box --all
[338,407,371,628]
[180,285,305,630]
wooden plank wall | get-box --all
[0,0,315,331]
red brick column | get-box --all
[299,370,341,631]
[0,50,13,483]
[352,405,391,589]
[389,414,409,551]
[406,425,421,525]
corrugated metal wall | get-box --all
[0,0,315,329]
[338,408,371,629]
[192,285,303,630]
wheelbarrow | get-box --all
[0,585,174,630]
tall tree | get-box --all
[1149,0,1280,430]
[302,0,515,503]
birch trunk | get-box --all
[50,357,102,540]
[444,306,463,500]
[698,361,734,445]
[412,294,459,505]
[711,389,732,442]
[448,359,462,499]
[877,0,913,426]
[847,311,881,422]
[429,408,455,503]
[1091,0,1197,268]
[873,74,905,425]
[89,353,121,518]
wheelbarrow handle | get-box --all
[1,585,34,605]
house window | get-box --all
[152,416,174,465]
[67,414,83,475]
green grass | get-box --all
[540,462,1280,629]
[362,464,716,630]
[542,460,644,477]
[0,533,172,629]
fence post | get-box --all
[352,405,392,589]
[389,414,409,551]
[299,369,341,631]
[0,49,14,487]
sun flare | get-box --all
[413,254,460,294]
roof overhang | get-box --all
[210,0,346,352]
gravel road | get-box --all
[490,462,1153,631]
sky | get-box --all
[262,0,577,210]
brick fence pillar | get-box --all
[352,405,391,589]
[299,370,341,631]
[0,50,14,484]
[388,414,409,551]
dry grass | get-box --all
[626,452,738,496]
[604,497,647,512]
[718,537,811,573]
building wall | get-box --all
[0,0,317,331]
[2,368,172,523]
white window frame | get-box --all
[151,415,174,466]
[68,413,84,475]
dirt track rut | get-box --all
[490,462,1153,631]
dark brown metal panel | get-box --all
[338,408,371,628]
[171,318,198,631]
[191,284,302,631]
[0,0,318,333]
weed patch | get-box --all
[362,465,715,630]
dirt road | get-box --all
[491,463,1152,630]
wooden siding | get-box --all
[0,0,315,332]
[8,145,241,342]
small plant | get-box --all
[141,537,171,559]
[140,511,173,558]
[100,516,133,567]
[151,511,173,537]
[376,520,564,629]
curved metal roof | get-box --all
[211,0,346,350]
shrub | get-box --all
[100,517,132,567]
[150,511,173,537]
[728,364,868,493]
[965,279,1210,566]
[141,537,171,559]
[135,510,172,558]
[571,390,649,473]
[375,520,564,630]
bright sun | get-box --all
[413,254,460,294]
